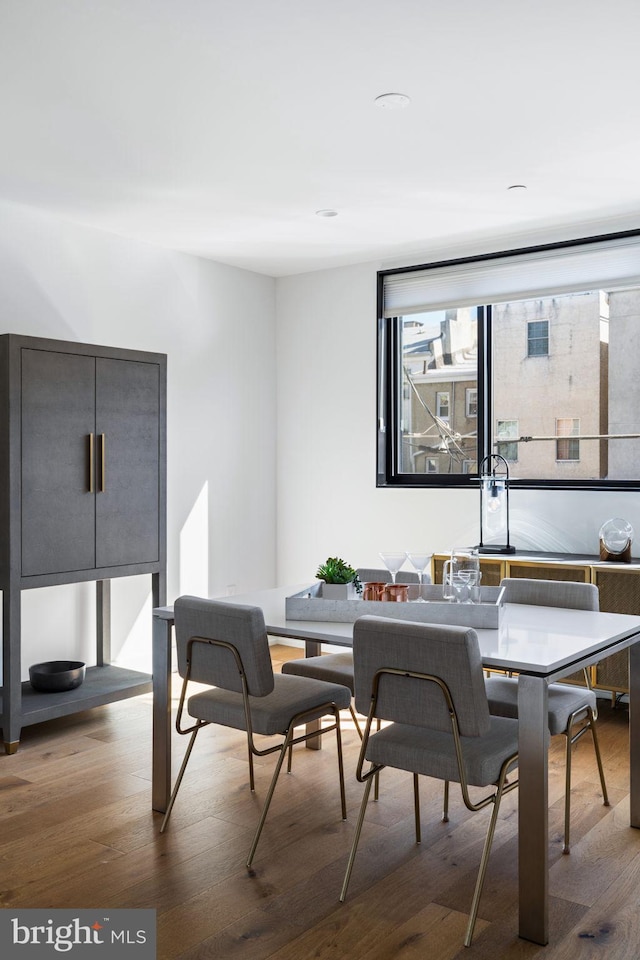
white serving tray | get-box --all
[286,583,505,628]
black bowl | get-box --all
[29,660,86,693]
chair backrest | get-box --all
[353,615,491,737]
[357,567,420,584]
[174,596,274,697]
[500,578,599,611]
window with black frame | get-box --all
[377,232,640,490]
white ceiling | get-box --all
[2,0,639,277]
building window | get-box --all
[527,319,549,357]
[496,420,519,462]
[393,308,478,475]
[436,391,450,421]
[376,230,640,490]
[556,418,580,461]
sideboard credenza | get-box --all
[432,552,639,697]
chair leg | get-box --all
[248,741,255,790]
[374,718,381,802]
[562,710,609,855]
[340,776,374,902]
[413,773,421,844]
[159,727,200,834]
[589,712,610,808]
[246,731,292,868]
[247,711,347,868]
[563,730,572,854]
[442,780,450,822]
[335,714,347,821]
[464,785,505,947]
[349,703,364,740]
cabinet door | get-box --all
[505,560,590,583]
[21,349,96,576]
[95,358,160,567]
[432,554,505,586]
[591,566,637,694]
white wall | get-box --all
[0,200,277,677]
[275,260,640,585]
[4,201,640,679]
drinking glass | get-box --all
[444,548,480,602]
[469,570,483,603]
[443,564,467,602]
[379,551,406,585]
[406,551,432,601]
[450,574,468,603]
[442,560,455,600]
[455,568,481,603]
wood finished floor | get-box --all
[1,644,640,959]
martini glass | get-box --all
[406,551,432,601]
[379,551,406,585]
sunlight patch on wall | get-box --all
[180,481,209,597]
[115,588,153,672]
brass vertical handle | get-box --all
[88,433,94,492]
[100,433,106,492]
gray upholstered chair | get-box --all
[356,567,421,584]
[485,578,609,853]
[282,651,363,737]
[340,615,519,947]
[160,596,351,868]
[282,568,420,737]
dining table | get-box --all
[152,584,640,946]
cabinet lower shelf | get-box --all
[2,665,152,730]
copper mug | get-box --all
[363,581,386,601]
[383,583,409,602]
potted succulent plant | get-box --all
[316,557,362,599]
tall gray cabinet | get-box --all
[0,334,167,752]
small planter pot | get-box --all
[321,582,356,600]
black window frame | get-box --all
[376,231,640,492]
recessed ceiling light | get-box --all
[507,184,527,191]
[375,92,411,110]
[316,209,338,217]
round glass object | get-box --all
[599,518,634,554]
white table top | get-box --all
[154,584,640,680]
